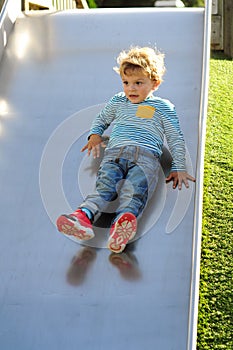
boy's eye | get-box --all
[123,81,128,85]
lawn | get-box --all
[197,52,233,349]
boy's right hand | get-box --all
[81,134,106,158]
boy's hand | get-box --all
[166,171,196,190]
[81,134,106,158]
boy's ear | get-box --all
[153,79,161,90]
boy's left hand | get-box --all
[166,171,196,190]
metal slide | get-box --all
[0,3,211,350]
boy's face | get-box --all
[121,69,158,104]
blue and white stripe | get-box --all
[89,92,186,172]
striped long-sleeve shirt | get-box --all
[89,92,186,172]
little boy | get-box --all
[56,46,195,253]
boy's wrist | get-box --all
[88,133,102,140]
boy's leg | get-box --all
[57,154,125,240]
[79,157,125,217]
[106,164,145,254]
[116,154,160,218]
[107,152,160,253]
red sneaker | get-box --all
[56,209,95,241]
[107,213,137,253]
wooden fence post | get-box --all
[223,0,233,58]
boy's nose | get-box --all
[129,84,136,90]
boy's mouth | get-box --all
[129,94,139,99]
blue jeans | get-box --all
[80,145,160,220]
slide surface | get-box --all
[0,7,210,350]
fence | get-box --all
[23,0,88,11]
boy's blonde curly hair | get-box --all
[114,46,166,84]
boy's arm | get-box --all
[166,171,195,190]
[81,95,118,157]
[89,95,118,136]
[162,101,195,189]
[81,134,106,158]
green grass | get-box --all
[87,0,97,8]
[197,52,233,349]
